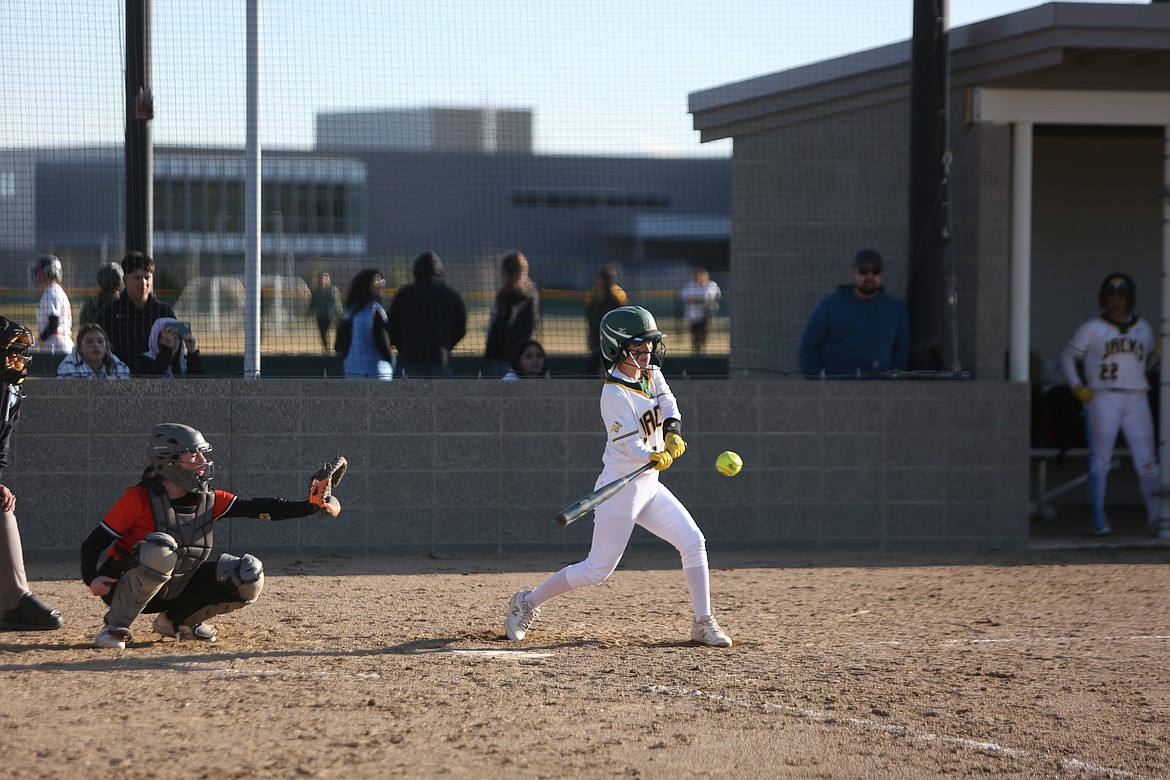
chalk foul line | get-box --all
[643,684,1151,780]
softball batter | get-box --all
[1060,272,1160,536]
[505,306,732,647]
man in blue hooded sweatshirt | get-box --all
[798,248,910,379]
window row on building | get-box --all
[510,190,672,209]
[151,156,366,238]
[153,177,366,237]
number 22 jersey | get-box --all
[1062,315,1155,392]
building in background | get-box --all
[316,107,533,154]
[0,144,729,298]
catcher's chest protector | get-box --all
[148,482,216,600]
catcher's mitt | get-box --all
[308,455,347,517]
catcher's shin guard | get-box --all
[216,553,266,602]
[181,554,266,627]
[104,533,178,629]
[183,599,250,626]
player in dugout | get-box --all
[1061,272,1160,537]
[80,423,348,649]
[504,306,733,648]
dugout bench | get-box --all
[1029,447,1126,520]
[1028,382,1142,521]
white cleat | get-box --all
[690,615,733,648]
[505,590,540,641]
[152,613,217,642]
[96,625,131,649]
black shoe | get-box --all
[0,593,64,631]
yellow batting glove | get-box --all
[664,432,686,460]
[649,451,673,471]
[1072,384,1093,404]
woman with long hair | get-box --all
[339,268,393,380]
[502,338,547,380]
[483,251,540,377]
[56,323,131,379]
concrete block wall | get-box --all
[6,377,1029,561]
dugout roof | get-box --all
[689,2,1170,141]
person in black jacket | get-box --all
[483,250,540,377]
[0,317,64,632]
[94,251,179,375]
[387,251,467,378]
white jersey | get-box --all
[679,280,721,324]
[1061,314,1155,392]
[600,366,680,476]
[36,282,74,356]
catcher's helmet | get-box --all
[33,255,63,282]
[599,306,665,371]
[0,317,34,386]
[146,423,215,493]
[1099,272,1136,313]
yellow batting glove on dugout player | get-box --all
[649,451,673,471]
[1072,384,1093,404]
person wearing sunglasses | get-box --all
[798,248,910,379]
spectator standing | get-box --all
[56,323,132,379]
[141,318,206,377]
[483,251,540,377]
[584,267,627,376]
[387,251,467,378]
[338,268,393,381]
[307,271,343,353]
[78,262,125,327]
[798,248,910,378]
[0,317,64,632]
[95,252,178,375]
[678,267,721,354]
[502,338,548,380]
[32,255,74,357]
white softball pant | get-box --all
[1087,389,1160,523]
[565,470,707,589]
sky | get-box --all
[0,0,1150,157]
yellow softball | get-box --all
[716,451,742,477]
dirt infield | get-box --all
[2,547,1168,779]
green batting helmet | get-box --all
[599,306,665,371]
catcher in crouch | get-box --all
[80,423,347,649]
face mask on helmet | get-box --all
[146,423,215,493]
[624,335,667,368]
[1,318,34,386]
[599,306,665,371]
